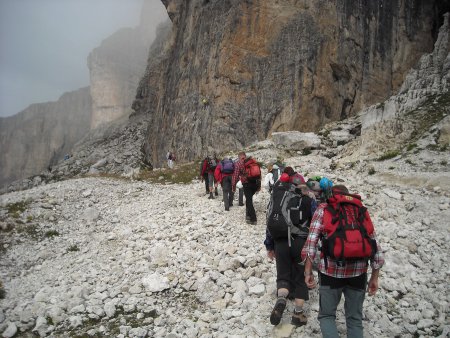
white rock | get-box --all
[248,284,265,296]
[68,316,82,329]
[417,318,434,329]
[383,188,402,200]
[142,273,170,292]
[104,302,116,318]
[2,322,17,338]
[32,316,48,337]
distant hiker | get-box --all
[166,151,175,169]
[265,173,316,327]
[64,154,70,161]
[200,159,209,194]
[214,157,235,211]
[232,152,261,224]
[201,154,219,199]
[301,185,385,338]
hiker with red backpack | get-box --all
[301,184,385,338]
[214,157,235,211]
[232,152,261,225]
[265,173,317,327]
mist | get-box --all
[0,0,167,118]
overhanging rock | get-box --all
[271,131,321,150]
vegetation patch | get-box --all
[6,200,30,218]
[136,161,200,184]
[44,230,60,238]
[405,92,450,143]
[377,150,400,161]
[16,223,39,238]
[67,245,80,252]
[406,143,417,151]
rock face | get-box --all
[134,0,449,167]
[0,0,166,188]
[88,0,164,130]
[345,13,450,161]
[0,88,91,187]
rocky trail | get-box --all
[1,148,449,338]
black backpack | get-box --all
[207,157,217,170]
[266,182,313,246]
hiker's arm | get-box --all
[367,268,380,296]
[304,257,316,288]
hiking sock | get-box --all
[278,289,289,298]
[294,305,304,313]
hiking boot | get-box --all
[246,216,251,221]
[291,310,307,327]
[270,298,286,325]
[246,220,257,225]
[239,203,244,206]
[208,193,214,199]
[225,208,230,211]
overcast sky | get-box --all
[0,0,167,118]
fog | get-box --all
[0,0,167,118]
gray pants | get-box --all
[318,273,367,338]
[221,176,234,210]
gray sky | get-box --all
[0,0,167,117]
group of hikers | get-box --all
[199,152,385,337]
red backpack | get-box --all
[321,192,377,265]
[244,158,261,179]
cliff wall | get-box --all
[134,0,450,166]
[0,88,91,186]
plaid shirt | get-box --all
[301,203,385,278]
[232,159,246,190]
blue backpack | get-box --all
[221,159,235,174]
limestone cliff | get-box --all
[88,1,165,129]
[0,88,91,186]
[0,0,165,187]
[134,0,450,167]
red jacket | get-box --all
[201,158,216,176]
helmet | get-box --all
[291,173,305,185]
[279,173,290,183]
[306,180,321,192]
[319,177,333,190]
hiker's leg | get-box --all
[343,275,367,338]
[238,188,244,205]
[318,274,343,338]
[291,237,309,302]
[204,174,209,193]
[273,240,291,292]
[243,184,256,221]
[222,176,232,210]
[208,173,214,193]
[229,190,234,206]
